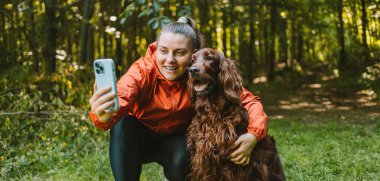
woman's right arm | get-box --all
[88,60,147,130]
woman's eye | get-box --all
[176,51,186,56]
[160,49,168,54]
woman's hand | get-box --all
[228,133,258,165]
[89,83,116,122]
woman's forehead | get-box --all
[158,32,192,49]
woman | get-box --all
[89,16,268,181]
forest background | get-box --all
[0,0,379,180]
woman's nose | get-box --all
[189,66,200,75]
[167,52,175,63]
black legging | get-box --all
[109,116,190,181]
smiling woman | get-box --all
[88,16,268,181]
[88,16,205,181]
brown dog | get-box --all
[186,48,286,181]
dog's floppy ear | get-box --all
[218,56,243,105]
[187,77,196,103]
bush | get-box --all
[0,64,106,179]
[360,62,380,99]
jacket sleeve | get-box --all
[89,60,146,131]
[241,87,268,141]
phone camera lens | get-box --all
[96,69,101,74]
[95,63,99,67]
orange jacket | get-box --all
[89,43,268,140]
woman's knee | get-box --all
[163,137,190,180]
[164,156,190,181]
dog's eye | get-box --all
[191,55,197,64]
[205,55,213,61]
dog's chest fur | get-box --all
[188,106,248,163]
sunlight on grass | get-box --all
[269,117,380,180]
[2,116,379,180]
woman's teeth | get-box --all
[165,66,177,70]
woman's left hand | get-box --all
[228,133,258,165]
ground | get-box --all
[255,64,380,180]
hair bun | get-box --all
[177,17,188,24]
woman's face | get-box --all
[156,32,193,81]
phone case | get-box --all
[94,59,119,111]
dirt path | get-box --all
[257,64,380,123]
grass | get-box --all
[269,116,380,180]
[3,115,378,180]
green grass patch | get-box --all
[3,116,378,180]
[269,117,380,180]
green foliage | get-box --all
[0,61,100,179]
[120,0,172,29]
[176,5,192,17]
[0,64,164,179]
[360,62,380,99]
[0,90,101,179]
[147,16,172,29]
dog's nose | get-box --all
[189,66,200,75]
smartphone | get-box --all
[94,59,119,111]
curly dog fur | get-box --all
[186,48,285,181]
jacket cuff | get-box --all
[247,127,267,141]
[89,111,113,131]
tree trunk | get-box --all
[0,0,8,68]
[79,0,94,64]
[348,1,359,44]
[116,32,122,76]
[230,0,236,58]
[103,27,108,57]
[222,7,228,55]
[279,16,288,66]
[60,1,72,62]
[263,17,269,69]
[28,0,39,72]
[126,12,137,68]
[198,0,212,47]
[290,15,296,67]
[67,30,73,62]
[296,19,303,64]
[100,3,108,58]
[248,1,257,83]
[9,3,17,65]
[337,0,347,71]
[14,2,23,62]
[268,0,277,81]
[360,0,369,60]
[42,0,58,74]
[238,17,248,81]
[87,26,94,64]
[212,2,219,49]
